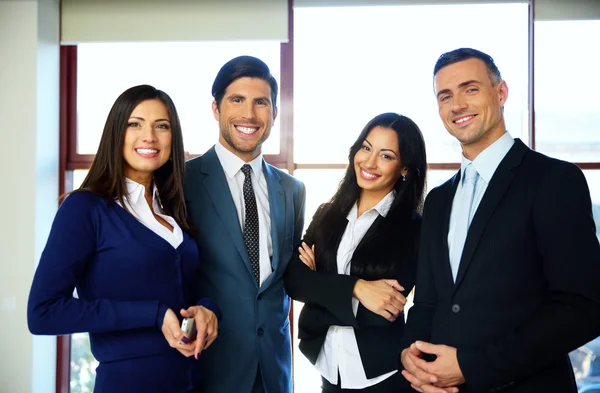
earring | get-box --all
[402,175,406,182]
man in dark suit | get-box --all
[184,56,306,393]
[399,48,600,393]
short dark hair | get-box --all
[434,48,502,85]
[74,84,193,233]
[211,55,278,110]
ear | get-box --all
[211,100,220,121]
[272,106,279,122]
[497,80,509,107]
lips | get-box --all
[234,125,260,135]
[135,148,159,158]
[359,168,380,181]
[453,114,476,127]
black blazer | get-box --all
[284,203,421,379]
[402,139,600,393]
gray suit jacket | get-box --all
[184,146,306,393]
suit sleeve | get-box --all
[457,161,600,390]
[355,217,420,328]
[284,204,360,328]
[27,192,169,335]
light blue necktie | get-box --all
[449,163,479,282]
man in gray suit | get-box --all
[184,56,306,393]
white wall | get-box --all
[0,1,60,392]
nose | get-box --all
[451,94,468,113]
[140,124,158,143]
[241,101,256,119]
[363,151,377,169]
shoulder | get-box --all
[525,149,582,176]
[266,163,305,192]
[424,173,457,206]
[55,190,107,226]
[60,190,105,212]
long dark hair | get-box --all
[73,84,192,233]
[313,112,427,278]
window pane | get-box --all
[77,42,281,156]
[70,333,97,393]
[294,4,529,164]
[535,20,600,162]
[292,168,347,393]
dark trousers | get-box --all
[321,371,413,393]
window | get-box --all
[294,3,529,165]
[534,20,600,163]
[76,42,281,158]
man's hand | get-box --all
[160,308,196,357]
[401,341,463,392]
[353,279,406,321]
[180,306,218,359]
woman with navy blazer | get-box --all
[284,113,427,392]
[27,85,220,393]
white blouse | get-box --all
[115,178,184,249]
[315,191,398,389]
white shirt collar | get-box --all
[215,142,263,180]
[461,132,515,184]
[123,178,162,209]
[347,190,396,222]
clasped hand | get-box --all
[161,306,219,359]
[400,341,464,393]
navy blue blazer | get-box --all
[28,191,211,393]
[184,147,306,393]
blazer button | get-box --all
[257,328,264,336]
[451,304,460,313]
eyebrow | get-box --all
[228,94,272,105]
[364,139,398,156]
[128,116,170,122]
[436,79,480,98]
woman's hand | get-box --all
[298,242,316,271]
[180,306,219,359]
[353,279,406,321]
[161,308,196,357]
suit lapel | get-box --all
[199,148,254,282]
[260,162,286,291]
[441,171,461,285]
[453,140,528,290]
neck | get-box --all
[125,173,153,199]
[357,189,389,217]
[461,125,506,161]
[219,137,261,163]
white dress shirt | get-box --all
[316,190,398,389]
[215,142,273,286]
[448,132,515,271]
[115,178,184,249]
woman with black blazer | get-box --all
[284,112,427,392]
